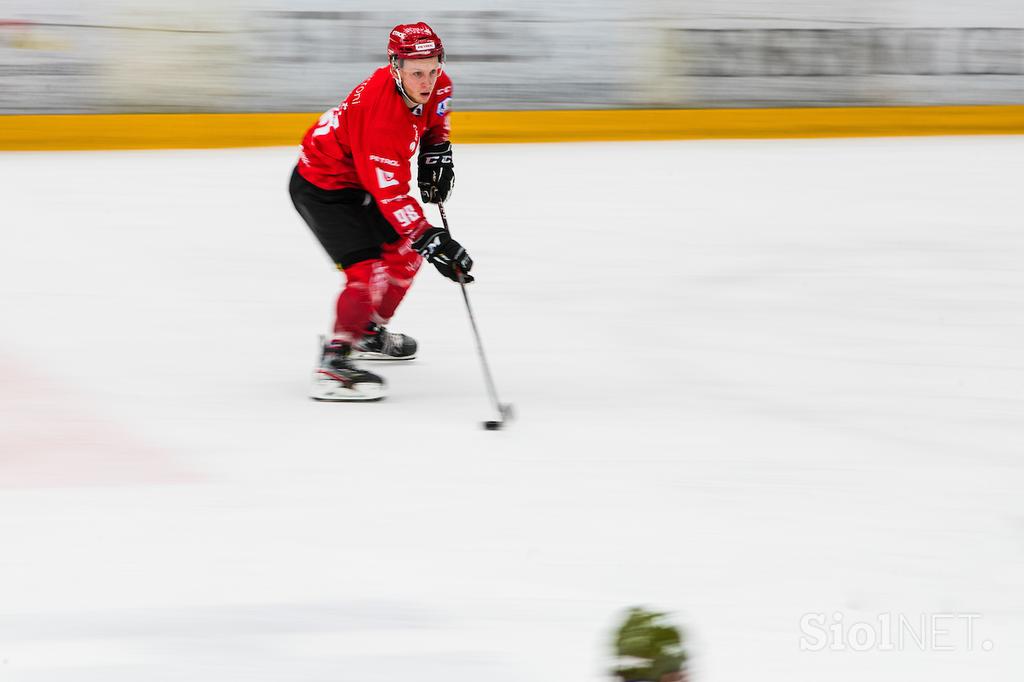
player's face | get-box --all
[395,57,442,105]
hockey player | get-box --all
[289,21,472,401]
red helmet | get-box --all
[387,22,444,62]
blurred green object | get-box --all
[612,607,688,682]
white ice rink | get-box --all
[1,137,1023,681]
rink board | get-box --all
[2,105,1024,150]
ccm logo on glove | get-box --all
[418,141,454,204]
[411,225,473,283]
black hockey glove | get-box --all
[411,225,473,283]
[417,141,454,204]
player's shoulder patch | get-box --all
[436,96,452,117]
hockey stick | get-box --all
[438,203,514,430]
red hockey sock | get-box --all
[332,259,378,343]
[373,239,423,325]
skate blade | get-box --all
[347,350,416,362]
[310,373,386,402]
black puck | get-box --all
[483,420,503,430]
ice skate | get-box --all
[310,339,386,401]
[350,322,418,361]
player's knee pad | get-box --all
[342,258,378,287]
[380,238,423,284]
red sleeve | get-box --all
[349,118,432,241]
[423,72,453,147]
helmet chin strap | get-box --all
[390,61,419,108]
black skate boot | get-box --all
[350,322,417,361]
[310,338,386,401]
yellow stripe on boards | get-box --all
[0,113,318,151]
[1,106,1023,151]
[453,106,1024,143]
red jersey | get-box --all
[296,66,453,240]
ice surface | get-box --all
[1,137,1022,681]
